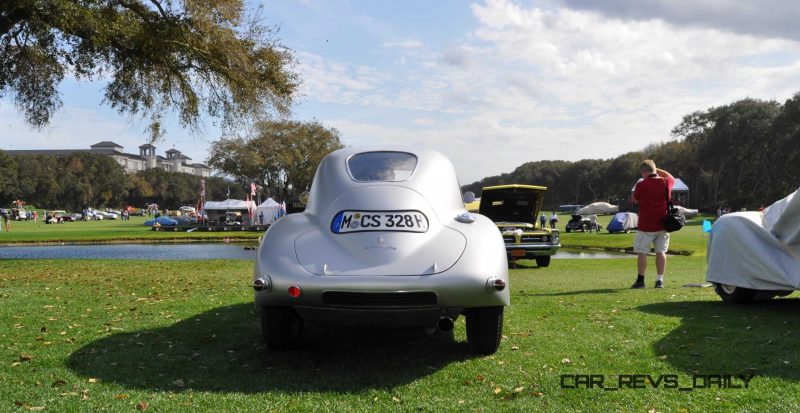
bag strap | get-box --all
[664,179,671,213]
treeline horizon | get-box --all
[463,93,800,211]
[0,151,247,211]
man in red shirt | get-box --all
[631,160,674,289]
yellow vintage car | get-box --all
[476,184,560,267]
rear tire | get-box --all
[713,283,756,304]
[466,306,504,355]
[260,306,301,350]
[536,256,551,268]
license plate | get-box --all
[331,210,429,234]
[511,249,526,257]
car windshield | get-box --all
[347,151,417,182]
[479,188,542,223]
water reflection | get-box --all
[0,243,258,260]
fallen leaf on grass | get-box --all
[511,346,519,351]
[25,406,45,411]
[51,380,67,387]
[561,358,571,365]
[114,394,128,400]
[494,387,502,394]
[657,355,668,360]
[136,401,149,411]
[19,355,32,362]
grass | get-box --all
[546,212,714,256]
[0,216,261,244]
[2,256,799,412]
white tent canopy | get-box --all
[255,198,282,225]
[576,202,619,215]
[203,199,255,211]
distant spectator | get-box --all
[589,213,598,232]
[549,212,559,229]
[539,213,547,229]
[2,209,10,232]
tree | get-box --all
[1,0,298,139]
[209,120,343,200]
[0,150,18,204]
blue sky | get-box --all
[2,0,800,184]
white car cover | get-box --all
[676,205,699,219]
[576,202,619,215]
[706,187,800,290]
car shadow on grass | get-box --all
[520,288,626,297]
[67,303,473,393]
[638,298,800,381]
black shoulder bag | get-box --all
[661,180,685,232]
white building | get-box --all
[5,141,212,177]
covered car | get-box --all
[253,148,509,355]
[144,216,178,226]
[576,202,619,215]
[706,187,800,303]
[676,205,699,219]
[478,185,560,267]
[607,212,638,233]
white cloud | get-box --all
[382,39,424,48]
[293,0,800,183]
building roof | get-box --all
[165,148,181,154]
[91,141,124,149]
[4,149,86,156]
[138,144,155,149]
[120,153,146,161]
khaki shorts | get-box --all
[634,230,670,254]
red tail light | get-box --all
[288,285,301,298]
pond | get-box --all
[0,244,633,260]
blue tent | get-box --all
[607,212,638,233]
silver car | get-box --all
[253,148,509,354]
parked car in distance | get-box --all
[565,214,592,232]
[253,148,509,354]
[478,185,560,267]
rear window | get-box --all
[347,152,418,182]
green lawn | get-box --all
[0,216,261,244]
[546,212,713,256]
[2,256,798,412]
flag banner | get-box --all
[702,220,712,233]
[250,182,257,196]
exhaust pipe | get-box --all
[437,317,454,332]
